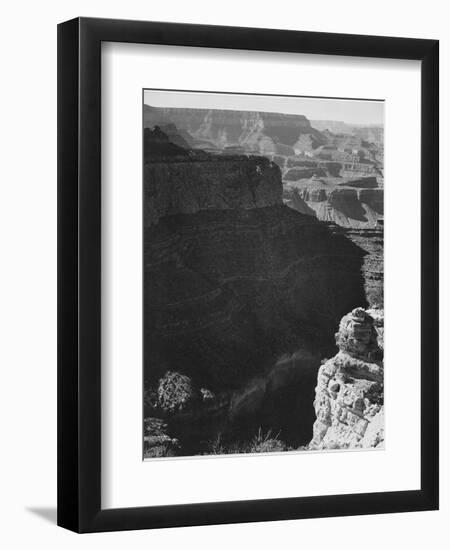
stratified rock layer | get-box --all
[289,184,383,229]
[143,131,368,391]
[144,156,282,226]
[309,307,384,450]
[144,105,326,154]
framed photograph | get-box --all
[57,17,439,532]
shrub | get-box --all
[249,428,288,453]
[157,371,200,413]
[207,428,289,455]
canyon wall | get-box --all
[143,128,368,392]
[144,157,282,226]
[343,227,384,307]
[144,105,326,155]
[285,181,383,229]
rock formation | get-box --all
[144,105,326,155]
[285,181,383,229]
[283,174,384,308]
[309,307,384,450]
[145,157,282,226]
[343,227,384,308]
[144,127,368,392]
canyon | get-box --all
[144,105,326,156]
[144,126,367,390]
[142,105,384,457]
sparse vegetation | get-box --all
[206,428,290,456]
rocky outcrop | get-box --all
[144,126,283,226]
[309,307,384,450]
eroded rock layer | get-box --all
[144,105,326,155]
[285,182,383,229]
[310,307,384,450]
[144,130,368,391]
[144,156,282,226]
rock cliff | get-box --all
[289,184,383,229]
[144,156,282,226]
[144,125,283,225]
[343,227,383,308]
[143,129,368,392]
[144,105,326,155]
[309,307,384,450]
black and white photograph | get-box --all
[142,91,385,459]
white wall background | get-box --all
[0,0,447,547]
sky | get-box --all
[144,89,384,126]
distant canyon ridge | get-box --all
[143,105,383,229]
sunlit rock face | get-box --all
[309,307,384,450]
[288,184,383,229]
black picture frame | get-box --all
[57,16,439,533]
